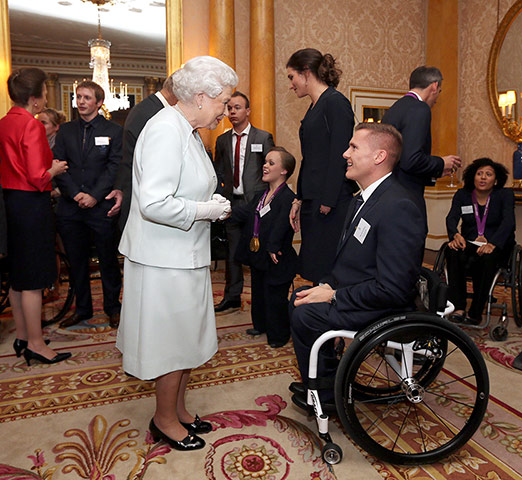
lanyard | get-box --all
[252,182,286,239]
[471,190,491,237]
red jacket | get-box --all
[0,106,52,192]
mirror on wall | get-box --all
[487,0,522,143]
[8,0,167,123]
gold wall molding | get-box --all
[166,0,183,75]
[250,0,275,138]
[0,0,11,117]
[486,0,522,143]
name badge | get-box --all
[251,143,263,153]
[461,205,473,214]
[95,136,110,146]
[354,218,371,244]
[259,204,271,217]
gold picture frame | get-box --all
[348,87,405,125]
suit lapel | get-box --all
[244,126,256,169]
[336,176,395,254]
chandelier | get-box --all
[73,0,130,113]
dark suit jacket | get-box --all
[446,187,515,250]
[382,95,444,195]
[0,184,6,256]
[231,184,297,285]
[214,125,275,202]
[298,86,356,205]
[53,115,122,216]
[322,175,425,330]
[114,93,164,228]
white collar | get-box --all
[360,172,392,203]
[233,123,251,136]
[407,90,423,101]
[155,91,170,108]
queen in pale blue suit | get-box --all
[117,56,237,452]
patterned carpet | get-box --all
[0,265,521,479]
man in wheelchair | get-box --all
[289,122,426,412]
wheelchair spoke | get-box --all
[424,372,477,390]
[412,403,428,453]
[391,403,412,452]
[423,389,478,410]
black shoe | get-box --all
[513,352,522,371]
[13,339,50,357]
[59,312,92,328]
[108,312,120,329]
[462,315,482,326]
[23,348,72,366]
[180,415,213,435]
[269,341,286,348]
[291,392,337,415]
[246,328,264,336]
[214,299,241,313]
[449,312,466,323]
[289,382,306,396]
[149,418,205,451]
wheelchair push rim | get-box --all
[334,315,489,465]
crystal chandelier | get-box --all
[73,0,130,113]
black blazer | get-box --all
[53,115,122,216]
[382,95,444,195]
[321,175,425,330]
[214,125,274,202]
[114,93,165,227]
[231,184,297,285]
[298,86,356,205]
[446,187,515,250]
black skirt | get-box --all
[3,189,56,290]
[298,195,351,283]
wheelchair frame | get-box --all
[434,242,522,341]
[300,270,490,466]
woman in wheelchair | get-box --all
[446,157,515,325]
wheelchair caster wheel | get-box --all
[322,442,342,465]
[490,325,508,341]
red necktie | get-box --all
[233,133,245,189]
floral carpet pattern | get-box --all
[0,266,520,479]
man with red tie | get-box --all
[214,92,274,315]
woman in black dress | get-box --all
[287,48,356,283]
[0,68,70,365]
[445,158,515,324]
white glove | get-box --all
[212,193,228,204]
[195,198,231,221]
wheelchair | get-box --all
[301,268,489,466]
[433,241,522,341]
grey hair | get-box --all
[171,56,238,102]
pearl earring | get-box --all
[198,105,202,110]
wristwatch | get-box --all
[330,290,337,306]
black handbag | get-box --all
[211,222,228,261]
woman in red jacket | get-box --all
[0,68,70,365]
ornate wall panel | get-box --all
[458,0,516,177]
[273,0,426,173]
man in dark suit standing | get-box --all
[382,66,461,226]
[54,81,122,328]
[289,123,425,410]
[213,91,275,315]
[106,75,177,229]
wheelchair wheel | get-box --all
[0,271,8,314]
[514,247,522,328]
[42,251,75,327]
[335,313,489,465]
[489,324,508,342]
[322,442,342,465]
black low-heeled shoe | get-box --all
[149,418,205,451]
[23,348,71,366]
[289,382,306,396]
[180,415,213,435]
[13,339,50,357]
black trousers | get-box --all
[223,196,247,301]
[250,266,291,344]
[446,243,502,320]
[57,207,121,317]
[290,286,346,400]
